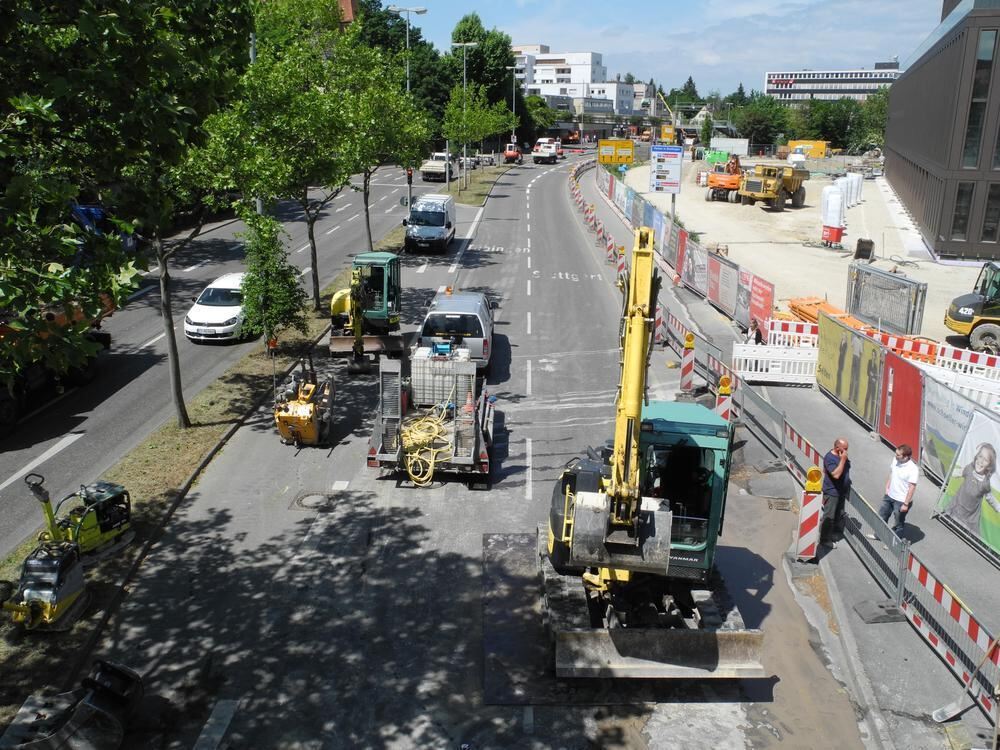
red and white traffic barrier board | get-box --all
[667,311,688,347]
[655,303,665,345]
[795,486,823,561]
[715,380,732,421]
[863,330,937,359]
[616,246,626,277]
[935,343,1000,380]
[768,320,819,337]
[680,339,695,392]
[606,235,616,263]
[784,423,824,485]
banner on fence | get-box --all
[675,229,688,281]
[631,193,645,228]
[607,172,616,200]
[816,313,885,429]
[935,410,1000,554]
[653,211,665,259]
[681,239,708,295]
[878,352,923,461]
[643,199,655,231]
[735,269,752,328]
[708,254,739,317]
[921,376,978,483]
[665,222,680,268]
[623,188,634,224]
[614,180,626,215]
[749,275,775,332]
[596,165,609,194]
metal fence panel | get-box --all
[737,384,784,458]
[845,262,928,335]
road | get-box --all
[81,153,866,748]
[0,169,468,558]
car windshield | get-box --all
[423,313,483,338]
[198,287,242,306]
[410,210,445,227]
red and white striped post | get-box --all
[606,235,616,263]
[654,303,665,345]
[616,245,627,277]
[795,466,824,562]
[679,332,695,393]
[715,374,733,421]
[596,220,605,246]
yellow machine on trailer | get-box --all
[542,227,764,678]
[274,357,335,447]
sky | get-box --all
[408,0,945,95]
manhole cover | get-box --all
[296,493,329,510]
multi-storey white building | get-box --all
[512,44,632,115]
[764,61,901,102]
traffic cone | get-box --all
[463,390,474,414]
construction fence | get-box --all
[588,160,999,725]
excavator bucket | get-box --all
[568,491,673,574]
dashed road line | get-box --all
[526,311,531,335]
[299,267,312,277]
[526,279,531,296]
[193,699,241,750]
[140,332,165,349]
[526,359,532,395]
[296,243,309,253]
[336,205,349,212]
[325,224,341,235]
[348,212,360,221]
[0,433,86,493]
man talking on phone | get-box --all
[821,438,851,546]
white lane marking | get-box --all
[526,224,530,233]
[392,188,400,194]
[526,438,533,501]
[193,699,241,750]
[0,433,86,493]
[384,207,394,214]
[183,260,205,273]
[448,205,486,274]
[526,311,531,335]
[526,212,530,221]
[140,332,165,349]
[331,480,349,491]
[417,262,428,274]
[296,243,309,253]
[325,225,341,235]
[526,359,532,395]
[378,194,388,202]
[526,279,531,296]
[127,286,154,302]
[299,267,311,277]
[336,205,349,212]
[527,256,531,269]
[526,238,530,249]
[348,212,360,221]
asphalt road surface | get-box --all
[76,154,867,748]
[0,170,465,557]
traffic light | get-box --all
[406,167,413,185]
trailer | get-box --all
[367,348,495,487]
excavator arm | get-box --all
[568,228,673,574]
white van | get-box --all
[418,290,495,372]
[533,137,558,165]
[403,193,456,252]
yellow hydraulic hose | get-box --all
[400,387,457,487]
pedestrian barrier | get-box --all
[655,303,665,346]
[715,375,733,421]
[680,333,695,393]
[731,343,818,385]
[915,362,1000,413]
[935,343,1000,380]
[795,467,823,561]
[767,320,819,348]
[783,422,824,485]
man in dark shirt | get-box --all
[821,438,851,545]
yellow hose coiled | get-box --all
[401,412,454,486]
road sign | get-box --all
[661,125,675,143]
[598,138,634,165]
[649,144,683,194]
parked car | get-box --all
[460,155,478,171]
[503,144,523,164]
[418,290,495,372]
[184,272,247,342]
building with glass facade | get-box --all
[885,0,1000,259]
[764,63,900,102]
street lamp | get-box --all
[453,41,478,189]
[386,5,427,94]
[506,65,517,143]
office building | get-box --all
[512,44,633,114]
[764,62,900,102]
[885,0,1000,260]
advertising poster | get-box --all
[607,172,616,199]
[652,212,665,258]
[596,165,609,194]
[631,195,645,228]
[878,352,923,461]
[643,200,655,230]
[649,144,683,194]
[681,240,708,296]
[675,229,688,280]
[707,255,738,317]
[921,375,977,483]
[665,221,680,268]
[816,314,885,428]
[749,275,775,331]
[936,410,1000,554]
[624,188,634,225]
[614,181,627,215]
[735,269,753,328]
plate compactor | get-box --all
[274,358,335,447]
[1,541,89,631]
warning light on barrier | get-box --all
[684,333,695,349]
[805,466,823,492]
[719,375,732,393]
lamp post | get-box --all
[453,41,478,190]
[505,64,517,143]
[386,5,427,94]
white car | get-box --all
[184,272,246,342]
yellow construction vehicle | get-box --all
[739,164,809,210]
[26,472,133,562]
[543,227,764,679]
[274,357,335,447]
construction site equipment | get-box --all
[329,252,405,369]
[26,473,133,562]
[705,162,742,203]
[368,347,495,487]
[1,541,89,631]
[274,358,335,447]
[787,139,829,159]
[0,660,143,749]
[945,261,1000,352]
[543,227,764,679]
[739,164,809,211]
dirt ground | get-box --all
[625,160,981,343]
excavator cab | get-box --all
[329,253,404,361]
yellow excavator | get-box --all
[543,227,764,678]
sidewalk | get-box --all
[578,165,996,749]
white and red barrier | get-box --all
[863,329,937,361]
[655,303,665,345]
[794,468,824,561]
[901,555,999,717]
[767,320,819,348]
[715,375,733,421]
[935,343,1000,381]
[616,246,626,277]
[680,334,695,393]
[784,423,824,485]
[606,235,616,264]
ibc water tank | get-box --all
[823,186,845,228]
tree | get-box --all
[443,83,513,184]
[854,87,889,149]
[239,212,307,341]
[681,76,700,100]
[524,95,559,141]
[446,14,515,108]
[1,0,253,429]
[701,115,714,145]
[623,73,636,85]
[629,115,645,128]
[725,83,748,107]
[732,94,788,147]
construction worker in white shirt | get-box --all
[879,444,919,538]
